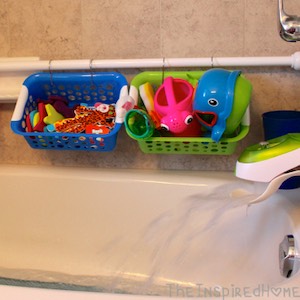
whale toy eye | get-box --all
[160,123,169,131]
[208,98,219,107]
[184,115,193,125]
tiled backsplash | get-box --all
[0,0,299,171]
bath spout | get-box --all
[235,133,300,183]
[235,134,300,205]
[246,169,300,206]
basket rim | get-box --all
[131,70,206,88]
[137,123,249,144]
[11,121,121,138]
[23,71,128,81]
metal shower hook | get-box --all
[48,59,54,86]
[211,56,214,68]
[89,59,96,88]
[161,57,166,84]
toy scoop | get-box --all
[193,69,245,142]
[124,109,155,140]
[154,77,195,135]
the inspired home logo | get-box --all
[166,283,300,298]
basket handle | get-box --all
[11,85,29,121]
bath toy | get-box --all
[44,104,65,125]
[94,103,111,113]
[124,109,155,140]
[172,117,202,137]
[29,110,37,127]
[54,116,87,133]
[193,69,251,142]
[45,124,56,133]
[48,95,68,104]
[37,95,68,105]
[53,101,76,118]
[86,125,110,135]
[54,105,116,133]
[36,96,76,119]
[154,77,195,135]
[32,111,39,127]
[114,85,137,124]
[25,114,33,132]
[139,82,161,129]
[33,103,47,132]
[74,105,116,124]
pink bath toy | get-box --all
[154,77,196,135]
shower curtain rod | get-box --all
[1,52,300,71]
[1,53,300,103]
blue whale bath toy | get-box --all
[193,69,241,142]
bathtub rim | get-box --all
[0,163,299,300]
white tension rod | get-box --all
[1,52,300,72]
[1,53,300,103]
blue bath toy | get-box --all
[193,69,241,142]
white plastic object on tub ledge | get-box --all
[235,147,300,182]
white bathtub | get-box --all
[0,164,299,300]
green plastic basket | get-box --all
[130,71,250,155]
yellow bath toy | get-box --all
[32,112,40,127]
[139,82,161,129]
[44,104,65,125]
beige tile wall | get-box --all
[0,0,299,171]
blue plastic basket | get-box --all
[11,72,128,151]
